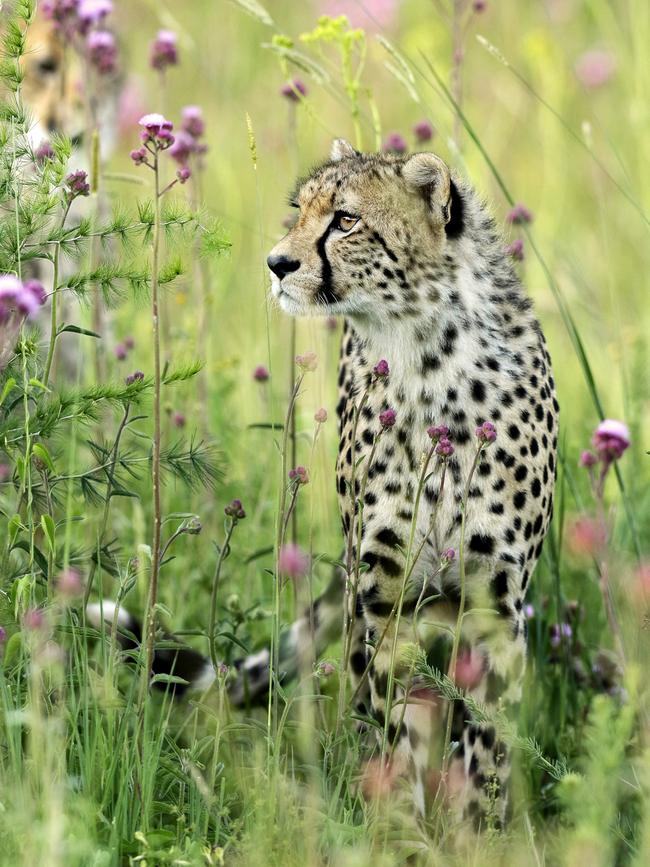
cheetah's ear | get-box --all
[403,152,451,224]
[330,138,359,161]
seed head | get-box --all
[224,498,246,520]
[314,407,328,423]
[295,351,318,372]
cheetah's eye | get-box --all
[334,212,359,232]
[38,57,60,75]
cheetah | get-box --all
[90,139,559,830]
[260,138,559,827]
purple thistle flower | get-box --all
[138,114,174,150]
[506,203,533,225]
[181,105,205,138]
[288,465,310,485]
[383,132,407,154]
[124,335,135,350]
[373,359,390,378]
[224,498,246,519]
[592,419,630,462]
[435,437,454,457]
[506,238,525,261]
[379,408,397,429]
[579,450,598,468]
[278,543,310,579]
[150,30,178,71]
[281,79,307,101]
[173,412,186,428]
[168,131,196,165]
[114,342,127,360]
[441,548,456,564]
[77,0,112,32]
[476,421,497,445]
[0,275,46,322]
[413,119,434,143]
[65,169,90,201]
[253,364,269,382]
[130,147,148,166]
[125,370,144,385]
[24,608,45,631]
[524,603,535,619]
[176,166,191,184]
[318,661,336,677]
[16,280,46,316]
[427,424,450,443]
[575,49,616,90]
[35,141,55,164]
[87,30,118,75]
[473,0,487,11]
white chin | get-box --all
[278,291,313,316]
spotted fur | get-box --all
[264,139,559,828]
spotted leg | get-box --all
[449,563,528,831]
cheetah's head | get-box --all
[267,139,461,320]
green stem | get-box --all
[43,200,72,387]
[441,445,483,775]
[208,521,236,672]
[142,151,162,696]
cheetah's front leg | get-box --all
[355,528,434,816]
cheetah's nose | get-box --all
[267,254,300,280]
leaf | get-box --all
[162,360,204,385]
[218,631,250,654]
[11,540,49,578]
[40,514,55,554]
[245,545,274,563]
[150,673,190,687]
[8,514,23,546]
[32,443,55,474]
[0,377,16,406]
[57,324,101,339]
[2,632,22,668]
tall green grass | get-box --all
[1,1,649,864]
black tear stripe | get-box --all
[445,180,465,238]
[316,221,340,305]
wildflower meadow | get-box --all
[1,0,649,864]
